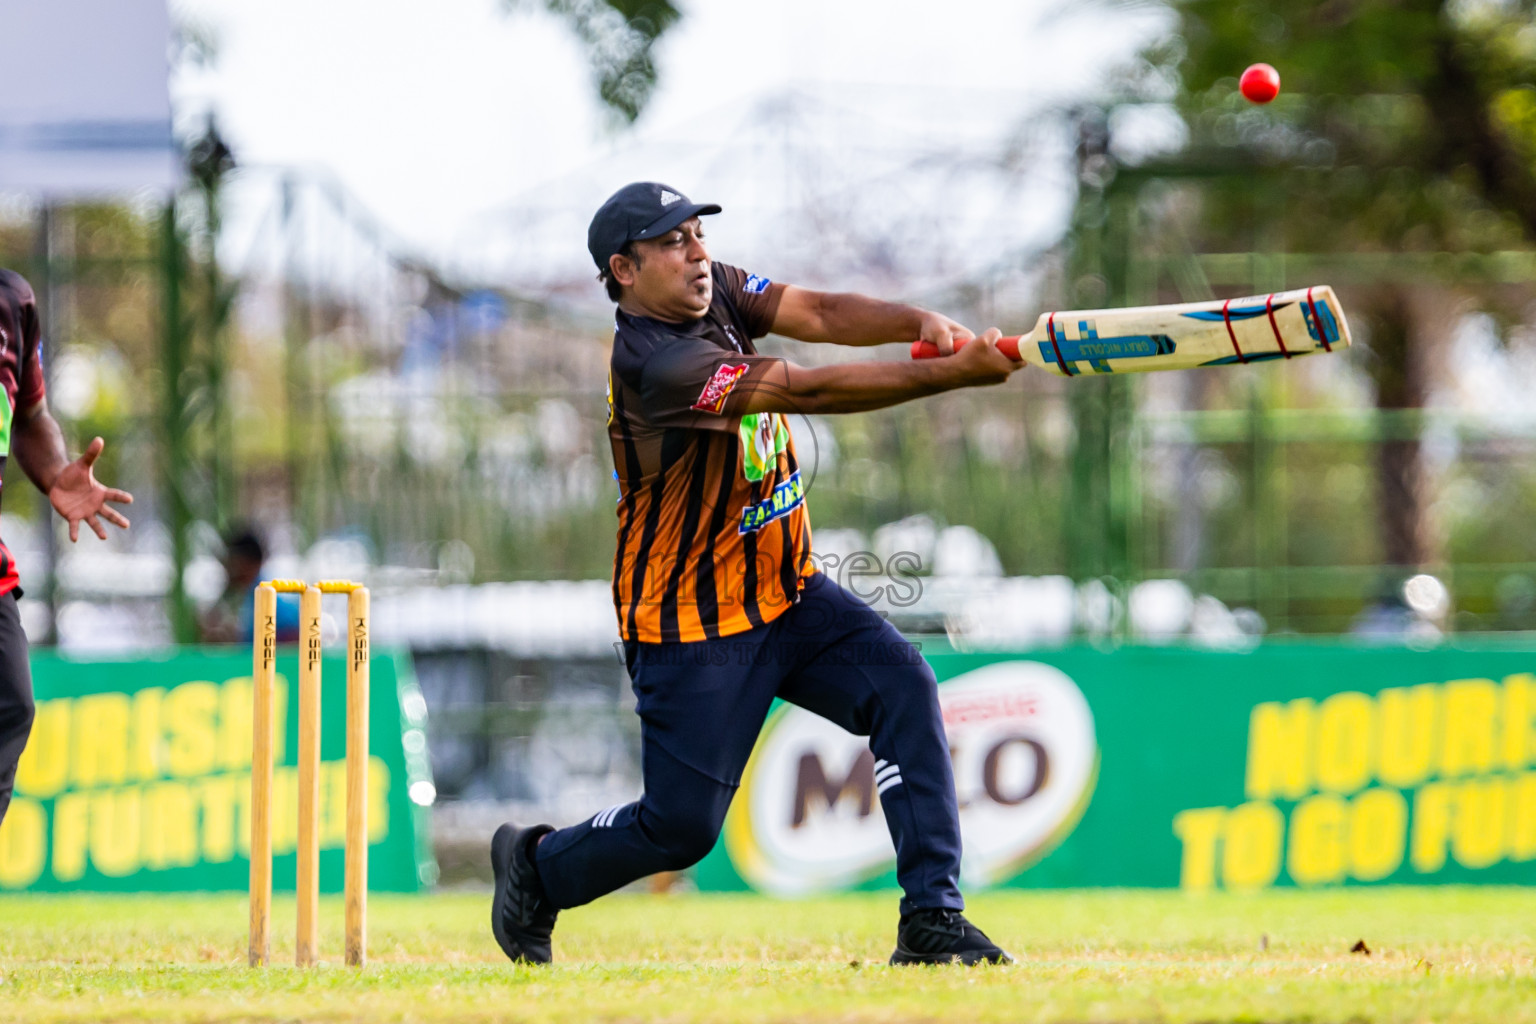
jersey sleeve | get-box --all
[15,277,43,409]
[639,336,784,433]
[713,263,786,339]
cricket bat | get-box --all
[910,286,1351,376]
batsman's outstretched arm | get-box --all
[737,330,1021,416]
[772,285,972,355]
[12,397,133,542]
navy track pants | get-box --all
[534,571,963,915]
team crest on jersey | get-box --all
[693,362,749,414]
[739,470,804,534]
[739,412,789,482]
[743,274,771,294]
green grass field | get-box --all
[2,888,1534,1022]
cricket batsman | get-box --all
[0,269,134,831]
[492,183,1020,965]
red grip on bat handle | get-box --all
[910,336,1022,361]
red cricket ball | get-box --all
[1240,63,1281,104]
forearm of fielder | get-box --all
[11,398,69,494]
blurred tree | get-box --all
[509,0,683,124]
[1140,0,1536,568]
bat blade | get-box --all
[910,286,1351,376]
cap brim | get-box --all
[633,202,722,241]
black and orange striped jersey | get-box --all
[0,271,45,597]
[606,262,816,643]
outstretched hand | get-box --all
[49,436,133,542]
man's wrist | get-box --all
[911,307,941,335]
[38,461,64,496]
[913,354,966,393]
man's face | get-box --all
[611,217,712,321]
[225,553,262,589]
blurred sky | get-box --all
[171,0,1169,271]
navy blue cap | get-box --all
[588,182,722,270]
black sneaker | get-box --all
[889,908,1014,965]
[490,823,557,964]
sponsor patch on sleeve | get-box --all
[692,362,750,414]
[743,273,771,294]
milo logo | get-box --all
[723,662,1099,895]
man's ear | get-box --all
[609,251,638,287]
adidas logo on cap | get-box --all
[659,189,681,206]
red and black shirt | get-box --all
[0,270,46,595]
[607,262,815,643]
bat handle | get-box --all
[910,336,1022,361]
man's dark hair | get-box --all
[598,241,640,302]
